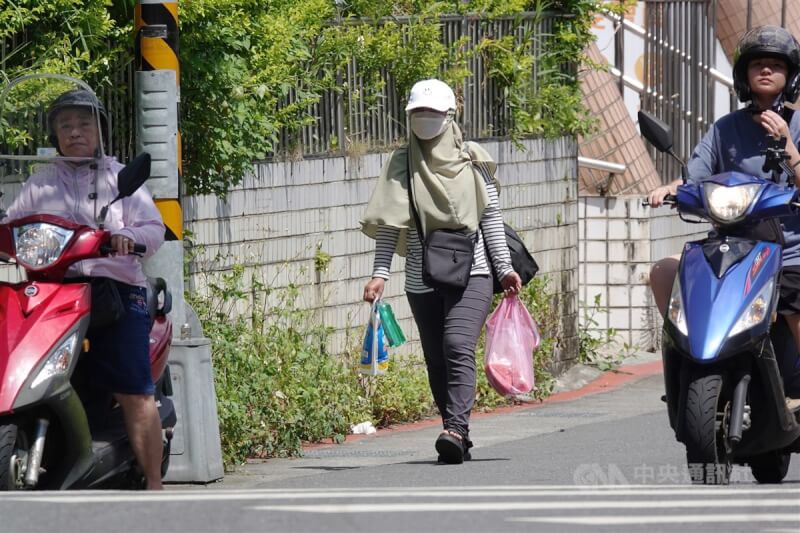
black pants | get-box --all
[407,275,493,439]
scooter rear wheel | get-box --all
[683,373,732,484]
[749,451,790,484]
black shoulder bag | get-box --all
[473,163,539,294]
[486,224,539,294]
[407,172,476,289]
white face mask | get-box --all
[409,111,451,140]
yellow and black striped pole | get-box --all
[135,0,186,332]
[135,0,182,242]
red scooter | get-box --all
[0,153,176,489]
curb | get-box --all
[302,359,663,452]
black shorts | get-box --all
[778,266,800,315]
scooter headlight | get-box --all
[14,223,74,270]
[728,279,774,338]
[668,277,688,336]
[30,333,78,389]
[704,183,759,223]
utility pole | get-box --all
[135,0,183,329]
[135,0,223,484]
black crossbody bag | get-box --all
[407,171,476,289]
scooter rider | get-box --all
[2,89,166,489]
[647,26,800,402]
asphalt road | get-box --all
[1,368,798,533]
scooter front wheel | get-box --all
[683,373,732,484]
[0,422,30,490]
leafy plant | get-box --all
[363,357,436,426]
[0,0,129,150]
[188,264,370,466]
[578,292,623,370]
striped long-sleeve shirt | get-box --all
[371,170,513,294]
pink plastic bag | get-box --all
[484,294,540,397]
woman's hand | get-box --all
[110,234,134,256]
[500,271,522,296]
[363,277,385,303]
[755,109,791,139]
[647,183,677,208]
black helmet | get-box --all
[46,89,108,154]
[733,25,800,103]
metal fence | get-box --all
[639,0,722,182]
[2,12,560,162]
[278,13,558,158]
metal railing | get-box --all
[278,13,558,158]
[3,13,562,163]
[611,0,792,184]
[607,0,733,183]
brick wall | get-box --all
[184,138,580,367]
[578,196,708,353]
[716,0,800,72]
[578,43,661,196]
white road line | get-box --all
[248,498,799,514]
[512,513,800,526]
[1,486,798,504]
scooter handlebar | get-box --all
[99,243,146,256]
[641,194,677,207]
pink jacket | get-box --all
[4,157,165,287]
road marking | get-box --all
[249,498,799,514]
[512,514,800,526]
[1,486,798,504]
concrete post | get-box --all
[135,0,223,483]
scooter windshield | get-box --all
[0,75,112,229]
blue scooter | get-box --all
[640,110,800,484]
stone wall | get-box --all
[184,138,580,367]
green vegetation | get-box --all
[579,292,635,371]
[189,265,564,468]
[1,0,625,195]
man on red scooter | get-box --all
[3,89,166,490]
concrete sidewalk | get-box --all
[202,350,664,489]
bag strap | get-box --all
[475,162,493,236]
[406,150,427,246]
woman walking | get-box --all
[360,79,522,464]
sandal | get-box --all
[435,430,470,464]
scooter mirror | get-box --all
[98,152,152,225]
[117,152,151,199]
[638,110,674,153]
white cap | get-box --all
[405,79,456,112]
